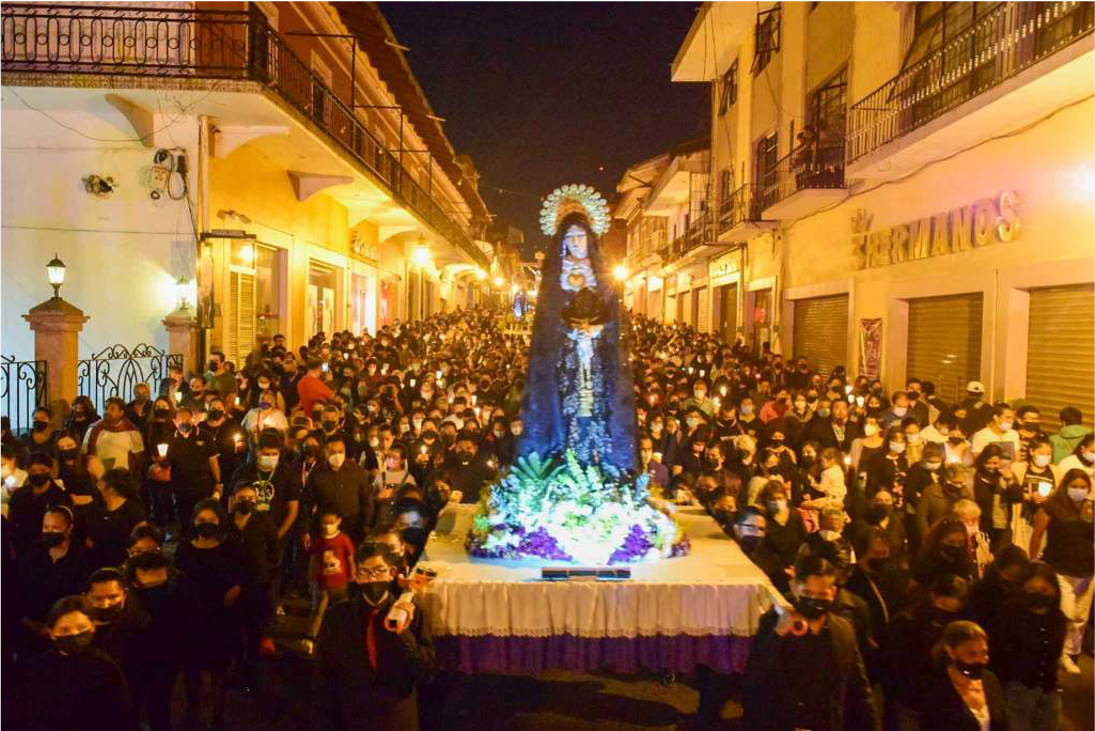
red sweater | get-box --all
[297,374,334,416]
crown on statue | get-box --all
[539,184,610,237]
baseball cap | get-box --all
[966,381,985,394]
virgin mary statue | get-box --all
[516,191,636,475]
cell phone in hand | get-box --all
[321,362,329,373]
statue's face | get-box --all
[563,225,588,259]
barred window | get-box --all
[718,60,739,115]
[752,4,782,75]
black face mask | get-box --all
[305,444,321,458]
[457,451,473,467]
[401,526,429,547]
[234,501,255,515]
[948,436,965,446]
[177,423,193,435]
[73,413,88,422]
[33,420,49,432]
[41,532,66,548]
[441,433,457,447]
[795,596,832,620]
[207,409,224,421]
[322,420,339,432]
[869,505,893,523]
[93,603,124,624]
[940,544,966,562]
[866,557,889,574]
[194,522,219,539]
[954,659,987,680]
[1023,592,1056,612]
[58,448,78,462]
[28,473,50,488]
[55,631,94,655]
[360,581,390,607]
[154,408,170,419]
[738,535,761,554]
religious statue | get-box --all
[517,188,636,474]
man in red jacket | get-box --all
[297,358,334,418]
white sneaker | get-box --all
[1060,655,1081,675]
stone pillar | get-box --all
[23,298,89,422]
[163,307,198,375]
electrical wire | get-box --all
[5,83,222,144]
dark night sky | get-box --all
[378,2,708,255]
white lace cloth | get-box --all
[418,504,777,639]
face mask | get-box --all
[948,436,965,446]
[73,412,88,421]
[923,461,941,472]
[889,442,906,454]
[770,439,784,448]
[686,418,700,429]
[93,604,124,624]
[794,401,807,411]
[866,557,889,574]
[323,420,339,432]
[28,473,50,487]
[1082,451,1095,465]
[305,444,321,458]
[441,433,456,446]
[870,504,893,522]
[208,409,225,422]
[806,395,819,404]
[195,522,219,538]
[954,659,987,680]
[402,526,429,546]
[1032,454,1051,468]
[493,429,506,438]
[795,596,832,620]
[33,420,48,432]
[361,581,390,607]
[863,424,880,438]
[41,531,66,548]
[906,433,922,445]
[738,535,760,553]
[511,427,523,437]
[650,422,663,432]
[328,453,346,469]
[55,631,94,655]
[1068,487,1089,503]
[399,424,411,434]
[258,454,279,472]
[740,406,754,416]
[367,437,380,449]
[457,451,473,467]
[178,423,193,434]
[892,406,908,417]
[817,408,831,418]
[235,499,255,515]
[58,448,78,462]
[323,524,339,538]
[154,407,170,418]
[940,544,966,562]
[1024,592,1056,611]
[998,420,1014,432]
[694,391,706,400]
[767,500,787,514]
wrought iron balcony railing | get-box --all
[0,3,488,268]
[660,214,714,265]
[847,1,1094,163]
[761,143,845,214]
[717,183,766,234]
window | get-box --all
[718,60,738,115]
[805,66,848,145]
[900,2,998,71]
[719,169,735,203]
[752,4,782,75]
[754,131,779,206]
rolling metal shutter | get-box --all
[1025,283,1095,429]
[793,294,849,379]
[647,287,661,322]
[694,286,709,331]
[665,282,677,322]
[718,284,738,343]
[907,293,983,404]
[679,291,690,324]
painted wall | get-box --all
[1,106,198,362]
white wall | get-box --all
[1,106,198,361]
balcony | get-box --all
[0,3,488,268]
[760,144,847,220]
[717,184,776,243]
[660,214,717,272]
[846,1,1094,181]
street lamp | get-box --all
[614,264,628,282]
[474,268,487,281]
[46,253,66,299]
[175,276,191,310]
[492,276,504,288]
[413,243,431,269]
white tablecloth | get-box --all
[418,504,777,640]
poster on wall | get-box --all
[859,318,883,379]
[307,285,318,340]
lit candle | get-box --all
[845,384,853,394]
[157,444,168,458]
[174,391,182,403]
[471,395,477,406]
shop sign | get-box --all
[710,255,739,279]
[852,191,1020,270]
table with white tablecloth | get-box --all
[416,504,777,674]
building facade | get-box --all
[622,1,1093,424]
[1,1,495,370]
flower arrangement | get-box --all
[467,450,690,565]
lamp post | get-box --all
[175,276,191,311]
[46,254,66,299]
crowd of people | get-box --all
[0,305,1091,730]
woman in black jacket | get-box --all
[972,444,1024,549]
[919,620,1008,731]
[968,545,1029,630]
[13,594,138,731]
[990,562,1067,731]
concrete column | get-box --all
[163,307,198,375]
[23,298,89,421]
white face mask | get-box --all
[999,420,1014,432]
[892,406,908,417]
[1067,487,1089,503]
[368,438,379,448]
[863,424,880,438]
[257,454,279,472]
[1032,454,1052,468]
[327,453,346,469]
[889,441,906,454]
[906,433,922,445]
